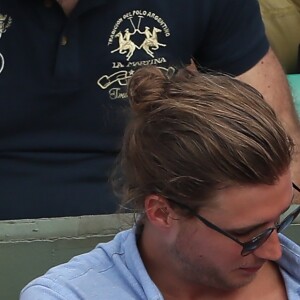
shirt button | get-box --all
[60,35,68,46]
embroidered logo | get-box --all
[0,13,12,74]
[97,10,174,100]
[110,25,166,61]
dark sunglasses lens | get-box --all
[241,229,273,256]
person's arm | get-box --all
[237,47,300,203]
[20,284,67,300]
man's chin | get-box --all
[217,269,259,291]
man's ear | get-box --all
[144,194,178,228]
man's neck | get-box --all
[56,0,79,15]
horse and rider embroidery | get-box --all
[111,26,166,60]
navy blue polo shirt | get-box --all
[0,0,268,219]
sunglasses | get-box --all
[168,183,300,256]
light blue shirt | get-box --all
[20,229,300,300]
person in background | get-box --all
[259,0,300,74]
[20,66,300,299]
[0,0,299,220]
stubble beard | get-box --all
[170,235,257,292]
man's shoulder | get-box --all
[20,229,141,299]
[278,234,300,297]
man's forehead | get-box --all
[199,174,293,223]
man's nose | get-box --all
[253,231,282,261]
